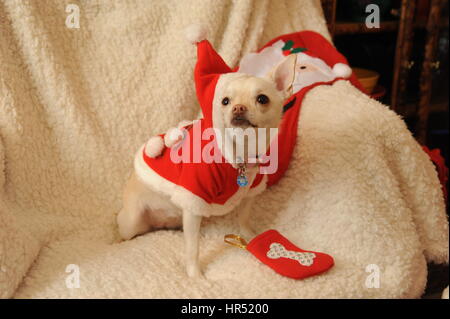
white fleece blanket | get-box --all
[0,0,447,298]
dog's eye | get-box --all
[222,97,230,106]
[257,94,269,104]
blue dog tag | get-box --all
[237,175,248,187]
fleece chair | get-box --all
[0,0,448,298]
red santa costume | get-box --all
[134,27,365,217]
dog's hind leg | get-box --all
[117,173,153,240]
[117,208,150,240]
[118,172,182,240]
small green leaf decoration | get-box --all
[290,47,307,54]
[282,40,294,51]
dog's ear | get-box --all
[268,54,297,96]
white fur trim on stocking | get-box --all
[164,127,184,148]
[144,136,165,158]
[332,63,352,78]
[185,24,207,44]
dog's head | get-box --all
[212,55,296,161]
[215,54,297,131]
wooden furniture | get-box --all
[321,0,449,144]
[416,0,447,143]
[391,0,416,113]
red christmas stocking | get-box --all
[225,229,334,279]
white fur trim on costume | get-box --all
[164,127,184,148]
[177,120,193,128]
[332,63,352,78]
[144,136,165,158]
[185,24,207,44]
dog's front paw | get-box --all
[186,263,203,278]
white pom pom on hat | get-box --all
[144,136,165,158]
[332,63,352,79]
[185,24,207,44]
[164,127,184,148]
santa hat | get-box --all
[279,32,352,79]
[145,26,232,158]
[185,24,232,127]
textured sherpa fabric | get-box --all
[0,0,447,298]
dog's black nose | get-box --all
[232,104,247,115]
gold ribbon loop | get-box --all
[224,234,248,249]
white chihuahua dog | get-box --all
[117,47,296,277]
